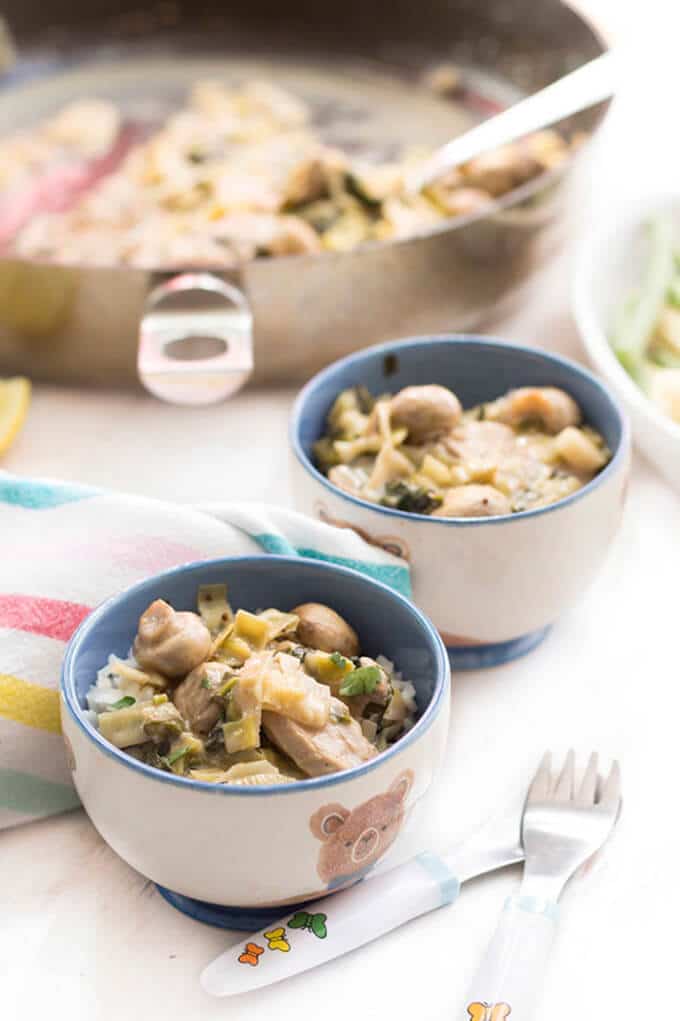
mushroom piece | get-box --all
[486,387,582,435]
[133,599,211,680]
[173,660,230,735]
[433,484,511,518]
[292,603,360,658]
[389,385,462,443]
[460,143,541,197]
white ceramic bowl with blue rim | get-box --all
[290,335,631,669]
[61,555,450,930]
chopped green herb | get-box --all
[330,651,349,669]
[200,676,211,690]
[111,695,135,710]
[339,665,381,697]
[380,480,442,515]
[163,745,189,767]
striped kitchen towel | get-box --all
[0,471,410,831]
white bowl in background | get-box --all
[573,194,680,491]
[290,336,630,669]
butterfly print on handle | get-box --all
[264,927,291,952]
[238,942,264,966]
[467,1003,511,1021]
[288,911,328,939]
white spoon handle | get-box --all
[201,853,459,997]
[411,50,617,193]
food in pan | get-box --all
[86,586,418,784]
[314,383,610,516]
[4,79,575,268]
[611,217,680,424]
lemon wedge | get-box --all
[0,377,31,456]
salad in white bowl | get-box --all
[573,195,680,491]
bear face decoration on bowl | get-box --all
[311,770,413,891]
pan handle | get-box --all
[137,273,253,405]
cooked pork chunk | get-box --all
[444,420,516,467]
[262,698,377,777]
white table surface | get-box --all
[3,3,678,1017]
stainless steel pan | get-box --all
[0,0,609,403]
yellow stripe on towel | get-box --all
[0,674,61,733]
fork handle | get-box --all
[461,896,559,1020]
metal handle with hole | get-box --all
[137,273,253,405]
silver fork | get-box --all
[461,751,622,1021]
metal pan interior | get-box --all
[0,0,610,264]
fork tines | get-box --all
[528,750,622,808]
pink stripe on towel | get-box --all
[0,595,91,642]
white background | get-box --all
[3,1,678,1017]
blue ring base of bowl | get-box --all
[446,625,551,669]
[156,885,311,931]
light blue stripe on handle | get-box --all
[505,894,560,922]
[416,851,461,906]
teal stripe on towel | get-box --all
[0,769,81,817]
[295,548,411,598]
[253,533,298,557]
[252,534,411,598]
[0,476,97,510]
